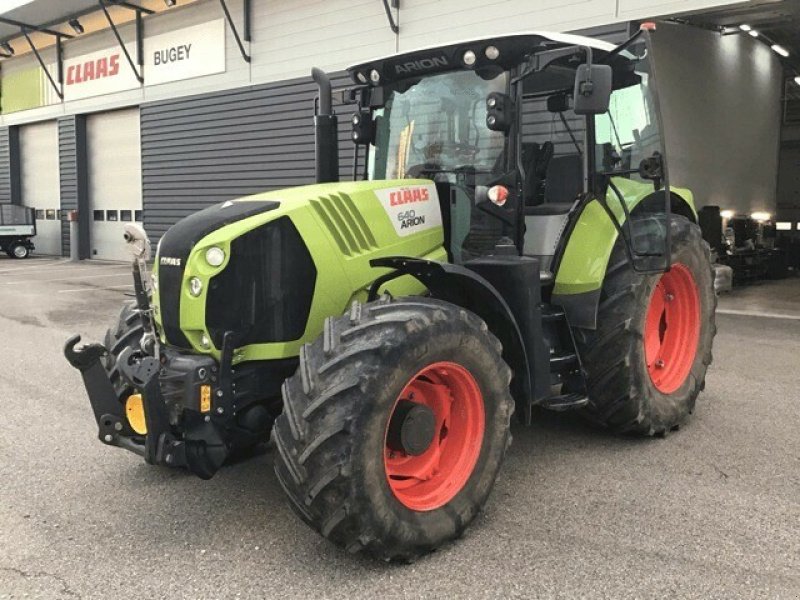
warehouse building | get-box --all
[0,0,796,259]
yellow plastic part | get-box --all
[199,385,211,413]
[125,393,147,435]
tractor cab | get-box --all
[345,30,673,274]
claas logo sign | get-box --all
[375,184,442,237]
[66,54,121,85]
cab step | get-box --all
[539,392,589,412]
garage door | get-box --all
[87,108,142,261]
[20,121,61,256]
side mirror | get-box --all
[486,92,514,132]
[351,110,375,145]
[573,64,613,115]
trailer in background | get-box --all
[0,205,36,259]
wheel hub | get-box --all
[386,400,436,456]
[644,263,701,394]
[384,361,485,512]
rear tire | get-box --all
[575,215,716,435]
[8,242,29,259]
[272,297,514,561]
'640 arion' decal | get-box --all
[374,184,442,237]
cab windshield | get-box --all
[368,70,508,181]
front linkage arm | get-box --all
[64,335,145,457]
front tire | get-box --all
[272,297,514,561]
[575,215,716,435]
[102,302,145,402]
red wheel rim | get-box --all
[644,263,701,394]
[384,361,485,511]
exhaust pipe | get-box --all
[312,67,339,184]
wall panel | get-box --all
[140,72,354,242]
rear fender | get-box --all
[552,182,696,329]
[370,257,532,422]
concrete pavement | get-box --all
[1,257,798,599]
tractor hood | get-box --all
[152,180,447,361]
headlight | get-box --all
[205,246,225,267]
[189,276,203,297]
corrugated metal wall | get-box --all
[59,118,77,257]
[0,128,11,204]
[140,72,354,242]
[58,116,90,258]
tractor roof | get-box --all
[347,32,617,85]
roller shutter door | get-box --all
[87,108,143,261]
[20,121,61,255]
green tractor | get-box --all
[65,25,716,561]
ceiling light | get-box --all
[771,44,789,57]
[720,210,734,219]
[164,0,177,6]
[748,30,759,38]
[68,18,84,34]
[0,42,14,55]
[794,76,800,86]
[739,24,752,32]
[751,211,771,222]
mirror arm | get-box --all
[577,46,595,98]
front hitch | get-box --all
[64,335,144,456]
[64,334,231,479]
[64,224,229,478]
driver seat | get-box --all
[525,154,583,216]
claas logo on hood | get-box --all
[389,187,430,206]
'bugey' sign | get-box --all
[144,19,226,86]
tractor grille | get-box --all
[308,192,377,257]
[157,199,280,349]
[205,217,316,348]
